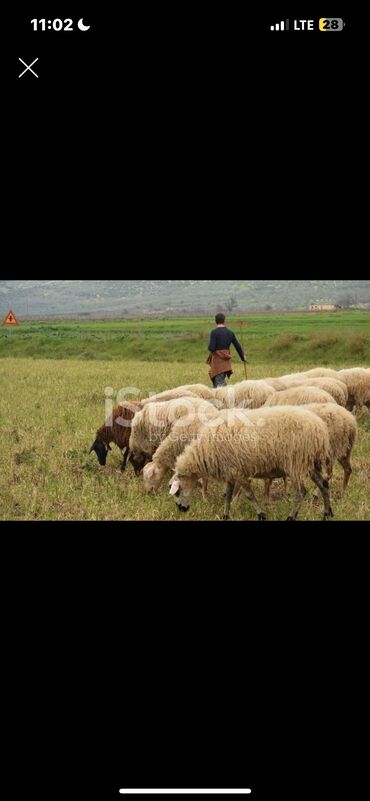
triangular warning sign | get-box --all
[3,310,19,325]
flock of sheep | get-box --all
[89,367,370,520]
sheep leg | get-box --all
[223,481,235,520]
[338,452,352,492]
[231,484,243,504]
[310,469,334,519]
[326,457,334,481]
[241,479,267,521]
[264,479,273,505]
[346,393,356,412]
[198,477,208,500]
[120,447,130,472]
[286,483,307,520]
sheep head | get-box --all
[129,448,150,476]
[89,438,111,466]
[143,462,167,493]
[169,473,198,512]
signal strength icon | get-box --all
[270,19,290,31]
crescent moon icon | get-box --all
[77,18,90,31]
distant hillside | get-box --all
[1,280,369,318]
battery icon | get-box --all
[319,18,344,31]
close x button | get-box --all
[18,58,39,78]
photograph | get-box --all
[9,6,366,800]
[1,279,369,522]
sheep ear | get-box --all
[89,441,96,454]
[169,478,180,496]
[145,463,155,478]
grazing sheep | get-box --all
[144,399,289,497]
[171,384,216,400]
[210,380,274,409]
[89,400,143,470]
[278,372,309,384]
[262,377,289,391]
[141,389,200,405]
[278,377,348,407]
[337,369,370,411]
[302,368,341,380]
[304,403,357,489]
[143,403,222,494]
[264,403,357,502]
[142,384,215,403]
[263,386,336,407]
[129,396,216,474]
[280,369,339,382]
[169,406,333,521]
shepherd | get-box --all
[207,313,247,387]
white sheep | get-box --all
[263,386,337,407]
[169,406,333,521]
[278,371,310,384]
[262,377,289,391]
[210,379,274,410]
[275,377,348,407]
[302,368,342,380]
[129,396,217,474]
[337,369,370,411]
[263,403,357,503]
[171,384,217,400]
[143,403,222,495]
[141,389,200,405]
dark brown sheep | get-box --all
[89,400,143,470]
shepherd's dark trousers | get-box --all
[213,372,228,387]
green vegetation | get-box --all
[1,357,369,521]
[1,311,370,364]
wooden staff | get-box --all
[237,320,248,380]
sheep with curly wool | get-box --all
[276,377,348,407]
[278,371,310,384]
[141,385,216,404]
[263,403,357,503]
[302,368,342,380]
[169,406,333,521]
[304,403,357,488]
[262,377,289,391]
[129,396,217,474]
[337,369,370,411]
[263,386,336,407]
[170,384,216,400]
[89,400,143,470]
[141,389,200,405]
[210,380,274,410]
[278,369,339,385]
[143,403,222,495]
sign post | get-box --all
[3,310,19,326]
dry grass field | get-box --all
[1,358,369,521]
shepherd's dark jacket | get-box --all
[208,327,245,361]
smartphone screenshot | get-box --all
[6,6,367,801]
